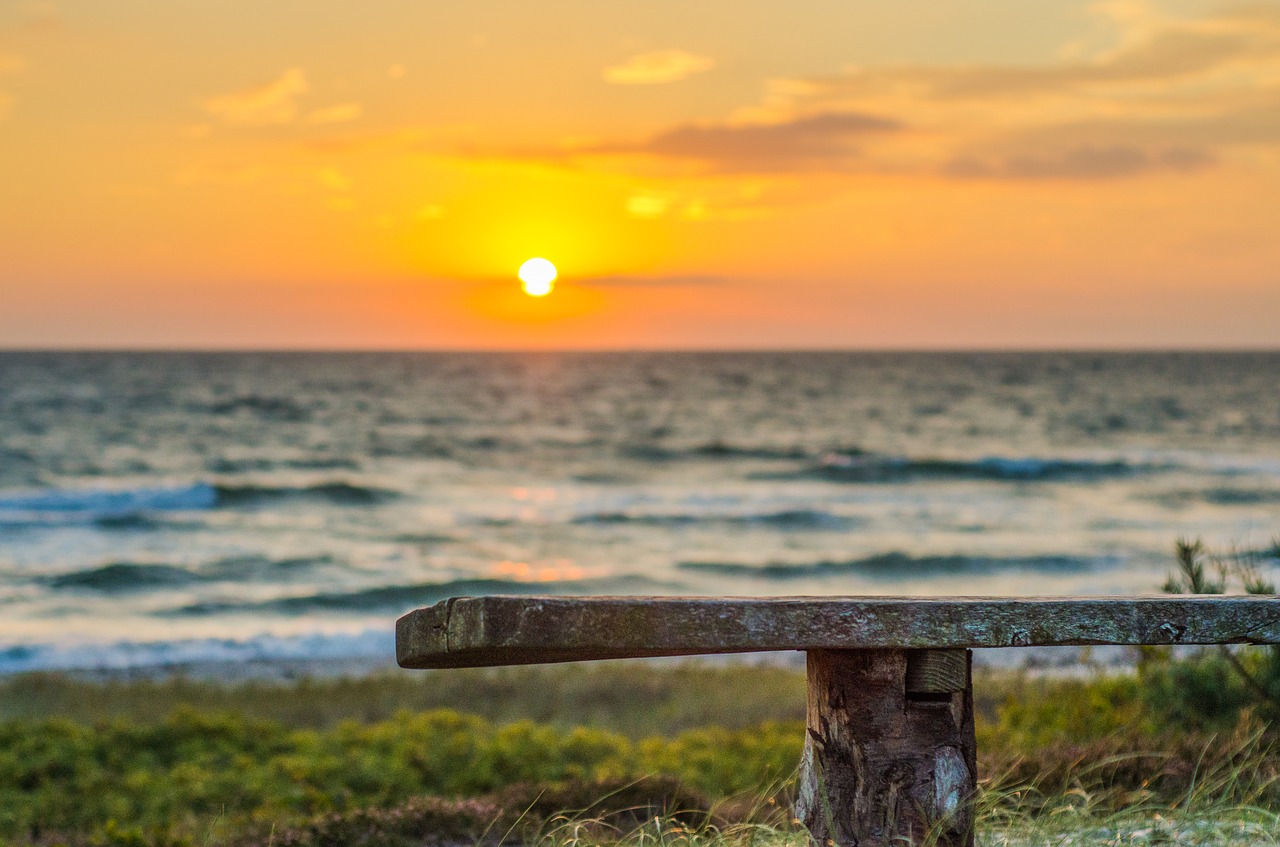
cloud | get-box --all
[204,68,309,126]
[619,182,788,220]
[605,111,902,172]
[603,50,714,85]
[449,111,900,174]
[735,5,1280,180]
[578,274,726,287]
[944,145,1215,180]
[443,5,1274,189]
[803,6,1280,104]
[307,103,362,124]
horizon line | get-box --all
[2,346,1278,355]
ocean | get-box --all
[0,351,1277,674]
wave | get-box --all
[388,533,458,545]
[679,552,1105,580]
[1203,488,1280,505]
[0,483,219,526]
[0,447,41,488]
[212,481,400,507]
[621,442,813,463]
[42,555,336,592]
[206,394,312,421]
[172,575,668,616]
[761,452,1148,484]
[207,456,361,474]
[572,509,860,530]
[45,563,202,592]
[0,629,394,675]
[686,442,810,461]
[200,554,336,580]
[0,478,398,526]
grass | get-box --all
[0,662,809,737]
[2,657,1279,846]
[243,726,1280,847]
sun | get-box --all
[518,258,557,297]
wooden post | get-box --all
[797,649,976,847]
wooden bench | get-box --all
[397,595,1280,847]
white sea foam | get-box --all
[0,628,394,675]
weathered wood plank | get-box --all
[396,595,1280,669]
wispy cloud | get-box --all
[578,274,726,287]
[204,68,309,126]
[603,50,714,85]
[307,103,362,125]
[488,111,903,174]
[441,5,1276,191]
[628,112,901,171]
[945,145,1214,180]
[754,5,1280,180]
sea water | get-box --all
[0,351,1277,673]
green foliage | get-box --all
[0,663,806,737]
[1153,535,1280,727]
[637,723,801,796]
[977,673,1152,753]
[0,703,804,842]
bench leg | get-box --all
[797,649,976,847]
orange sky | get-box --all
[1,0,1277,349]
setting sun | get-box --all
[518,258,557,297]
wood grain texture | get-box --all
[396,595,1280,669]
[797,650,976,847]
[906,649,968,695]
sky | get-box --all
[0,0,1277,349]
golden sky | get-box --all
[1,0,1277,348]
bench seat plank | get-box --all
[396,595,1280,668]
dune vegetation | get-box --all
[0,538,1277,846]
